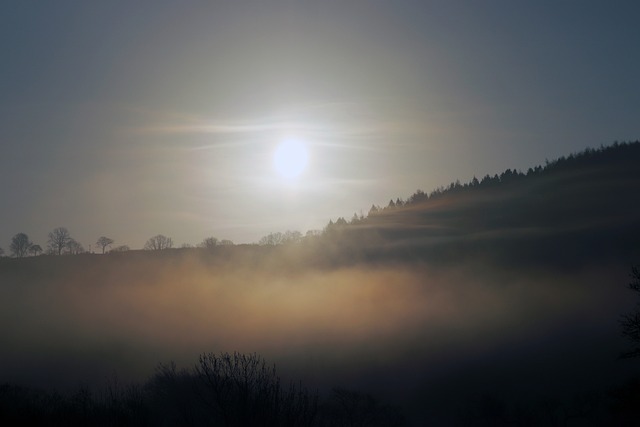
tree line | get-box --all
[2,140,638,258]
[0,228,241,258]
[0,226,323,258]
[0,351,405,426]
[0,227,327,258]
[0,227,127,258]
[324,140,640,231]
[0,227,89,258]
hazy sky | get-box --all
[1,1,639,248]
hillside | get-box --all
[1,142,640,426]
[319,141,640,266]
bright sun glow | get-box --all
[272,139,309,179]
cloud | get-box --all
[122,101,437,151]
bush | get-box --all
[0,352,406,426]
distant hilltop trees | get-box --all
[144,234,174,251]
[0,227,115,258]
[0,229,237,258]
[1,140,638,257]
[323,139,640,231]
[1,228,83,258]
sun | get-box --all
[272,138,309,179]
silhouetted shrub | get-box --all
[194,351,318,426]
[0,352,410,426]
[319,387,405,427]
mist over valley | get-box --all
[2,143,640,425]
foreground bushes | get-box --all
[0,352,405,426]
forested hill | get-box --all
[1,141,637,271]
[322,141,640,266]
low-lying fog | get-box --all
[1,250,638,423]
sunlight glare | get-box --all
[272,138,309,180]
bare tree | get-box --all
[282,230,302,244]
[10,233,32,258]
[621,266,640,359]
[96,236,114,254]
[195,352,318,426]
[144,234,173,251]
[29,244,42,256]
[259,231,302,246]
[258,232,283,246]
[199,236,218,249]
[48,227,71,255]
[66,238,85,255]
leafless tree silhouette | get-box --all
[195,352,318,426]
[65,239,84,255]
[9,233,32,258]
[48,227,71,255]
[29,244,42,256]
[144,234,173,251]
[96,236,114,254]
[199,237,218,249]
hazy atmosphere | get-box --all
[2,1,639,247]
[1,250,637,422]
[2,2,640,426]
